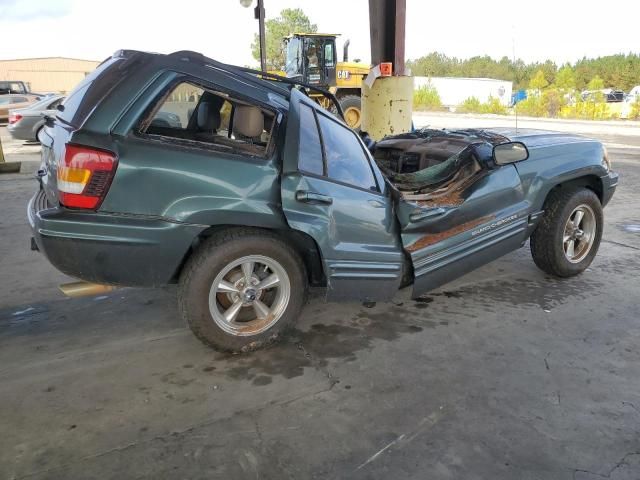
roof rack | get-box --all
[167,50,345,121]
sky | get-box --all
[1,0,639,67]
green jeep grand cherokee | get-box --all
[29,50,618,352]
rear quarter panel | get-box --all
[70,65,288,229]
[100,134,287,228]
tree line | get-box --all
[407,52,640,92]
[253,9,640,94]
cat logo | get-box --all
[337,70,351,80]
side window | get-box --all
[150,83,203,130]
[316,113,378,191]
[298,104,324,175]
[141,80,276,158]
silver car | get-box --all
[7,95,64,142]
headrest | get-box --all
[197,101,221,131]
[233,105,263,138]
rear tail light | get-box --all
[57,144,118,209]
[8,113,22,124]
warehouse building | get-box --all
[0,57,100,94]
[414,76,513,109]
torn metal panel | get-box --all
[405,215,494,252]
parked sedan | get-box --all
[7,95,64,142]
[0,94,40,122]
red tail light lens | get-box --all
[57,144,118,209]
[8,113,22,124]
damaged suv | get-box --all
[29,50,618,352]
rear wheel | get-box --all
[530,188,603,277]
[178,228,307,352]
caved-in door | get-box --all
[394,145,530,297]
[280,89,404,301]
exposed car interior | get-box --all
[143,82,275,157]
[373,129,507,205]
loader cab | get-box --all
[283,33,337,88]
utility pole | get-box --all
[256,0,266,72]
[240,0,267,72]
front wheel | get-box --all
[178,228,307,352]
[530,187,603,277]
[336,95,362,130]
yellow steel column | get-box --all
[362,0,413,141]
[361,75,413,140]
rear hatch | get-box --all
[39,54,135,207]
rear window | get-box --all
[56,57,126,128]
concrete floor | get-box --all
[1,124,640,479]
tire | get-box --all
[178,228,307,353]
[35,125,44,143]
[337,94,362,130]
[530,187,603,277]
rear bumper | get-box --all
[601,170,619,207]
[28,190,205,286]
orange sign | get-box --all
[379,62,393,77]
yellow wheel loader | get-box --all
[277,33,368,129]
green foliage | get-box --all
[587,75,605,91]
[482,96,508,115]
[628,98,640,120]
[516,96,546,117]
[573,54,640,91]
[458,97,482,113]
[555,65,576,90]
[413,84,442,110]
[516,88,568,118]
[457,96,506,115]
[251,8,317,70]
[529,70,549,91]
[407,52,640,91]
[561,95,610,120]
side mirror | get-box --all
[493,141,529,165]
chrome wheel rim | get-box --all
[563,204,596,263]
[208,255,290,336]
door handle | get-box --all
[409,207,447,223]
[295,190,333,205]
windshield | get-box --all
[284,37,302,76]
